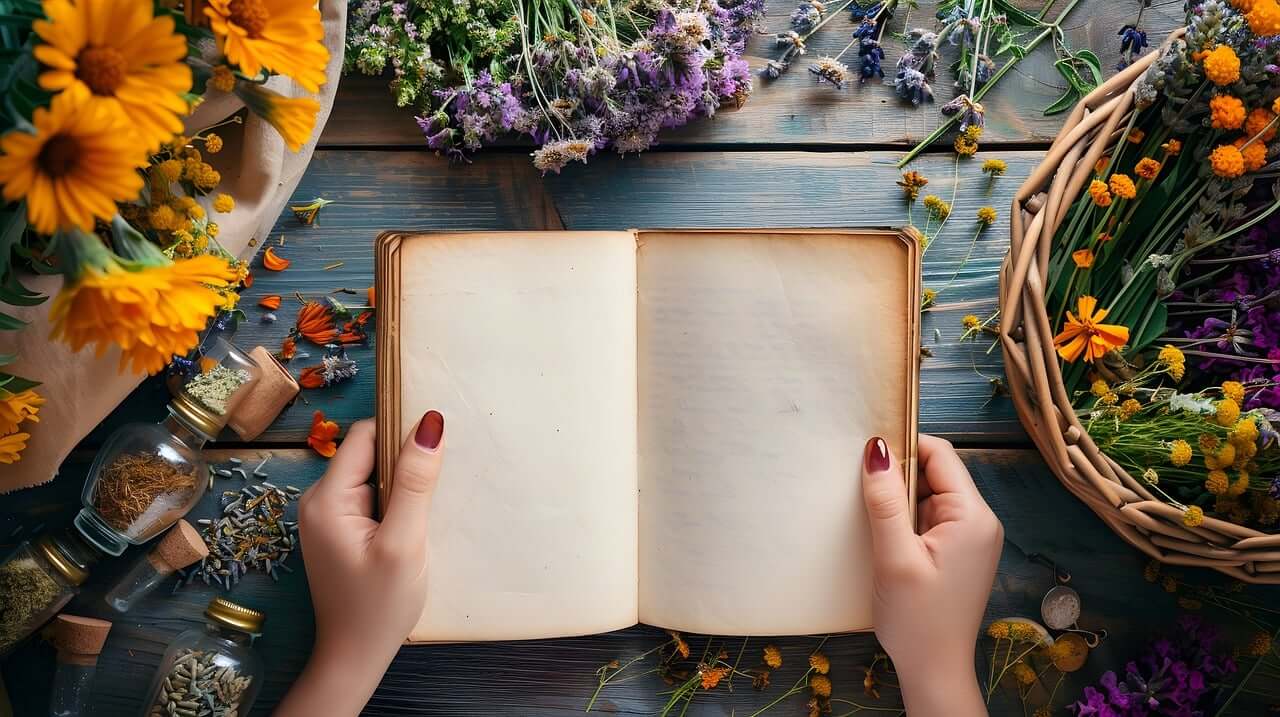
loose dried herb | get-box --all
[146,648,252,717]
[94,453,198,535]
[184,365,251,415]
[0,556,61,651]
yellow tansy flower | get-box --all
[1183,505,1204,527]
[809,674,832,698]
[808,653,830,675]
[1206,470,1229,495]
[1012,662,1036,686]
[0,85,146,234]
[962,314,980,330]
[1209,95,1246,129]
[213,193,235,213]
[0,389,43,436]
[954,134,979,157]
[1100,391,1119,406]
[1215,398,1240,427]
[1169,439,1192,467]
[1248,0,1280,35]
[0,432,29,464]
[763,644,782,668]
[1121,398,1142,418]
[1210,144,1246,178]
[922,194,950,219]
[32,0,192,151]
[206,0,330,93]
[981,158,1007,176]
[1091,379,1111,397]
[210,65,237,93]
[977,206,997,225]
[986,621,1010,639]
[1221,381,1245,403]
[1229,417,1258,446]
[204,133,224,154]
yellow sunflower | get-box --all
[50,254,238,374]
[235,82,319,152]
[33,0,192,151]
[0,388,44,436]
[0,85,146,234]
[0,432,29,464]
[206,0,329,93]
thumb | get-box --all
[861,436,918,567]
[380,410,446,545]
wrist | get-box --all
[898,658,985,717]
[275,634,400,716]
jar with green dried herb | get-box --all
[0,532,96,655]
[141,597,265,717]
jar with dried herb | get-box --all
[169,337,262,420]
[0,532,96,655]
[141,597,265,717]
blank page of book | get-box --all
[395,231,640,641]
[635,230,917,635]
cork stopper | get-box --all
[148,520,209,574]
[48,614,112,665]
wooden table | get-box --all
[4,1,1245,714]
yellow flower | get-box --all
[208,222,220,237]
[33,0,192,151]
[1207,442,1236,470]
[1245,631,1273,657]
[1121,398,1142,418]
[1202,45,1241,85]
[1009,622,1041,643]
[986,621,1010,639]
[0,389,43,436]
[1209,144,1245,178]
[210,65,237,93]
[1229,417,1258,446]
[1135,157,1162,180]
[1072,248,1095,268]
[1127,129,1145,144]
[976,206,997,225]
[1142,467,1159,484]
[204,133,224,154]
[897,170,928,199]
[922,288,936,308]
[1109,174,1137,200]
[809,674,832,698]
[922,194,950,219]
[954,134,979,157]
[1206,470,1229,495]
[1215,398,1240,427]
[1248,0,1280,35]
[808,653,830,674]
[699,666,728,690]
[1052,295,1129,363]
[155,158,182,183]
[982,158,1007,176]
[1161,139,1182,155]
[213,193,235,213]
[206,0,329,93]
[0,85,146,234]
[1183,505,1204,527]
[1094,155,1110,174]
[187,203,206,220]
[1100,391,1119,406]
[1091,379,1111,397]
[1221,381,1245,404]
[234,82,320,153]
[1233,137,1267,173]
[0,432,29,464]
[1011,662,1036,686]
[962,314,980,330]
[1170,439,1192,467]
[1248,108,1278,141]
[50,254,238,375]
[149,204,179,232]
[1229,472,1250,497]
[1209,95,1246,129]
[1088,179,1112,207]
[763,644,783,669]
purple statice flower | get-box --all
[859,38,885,81]
[790,1,823,33]
[894,29,938,102]
[1069,616,1236,717]
[941,94,984,132]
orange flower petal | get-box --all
[307,410,339,457]
[258,294,282,310]
[367,286,375,308]
[298,365,324,389]
[262,247,291,271]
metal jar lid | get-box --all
[34,535,89,586]
[205,597,265,635]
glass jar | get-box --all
[0,532,94,655]
[169,337,261,421]
[140,598,265,717]
[74,410,208,557]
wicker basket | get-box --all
[997,31,1280,584]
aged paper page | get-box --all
[636,231,914,635]
[397,231,639,641]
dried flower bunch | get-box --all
[1044,0,1280,531]
[0,0,332,465]
[347,0,765,172]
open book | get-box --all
[375,229,921,642]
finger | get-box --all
[860,436,919,566]
[380,410,446,545]
[917,434,981,498]
[314,419,377,494]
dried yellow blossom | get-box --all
[808,653,830,675]
[1245,631,1272,657]
[1206,470,1230,496]
[987,621,1011,639]
[1221,381,1245,404]
[1169,439,1192,467]
[1183,505,1205,527]
[1215,398,1241,427]
[763,644,782,669]
[809,674,832,698]
[1011,662,1037,686]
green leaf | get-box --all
[0,372,40,394]
[0,271,43,306]
[1044,85,1079,115]
[0,310,25,330]
[109,215,167,264]
[1129,300,1168,355]
[1075,49,1104,87]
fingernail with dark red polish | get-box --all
[415,410,444,451]
[863,436,890,473]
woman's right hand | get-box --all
[860,434,1002,716]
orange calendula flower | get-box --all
[298,365,325,389]
[1248,0,1280,35]
[51,253,238,374]
[1161,139,1182,155]
[1052,296,1130,363]
[258,295,282,310]
[279,336,297,361]
[262,247,291,271]
[1135,158,1162,179]
[1093,156,1110,174]
[205,0,329,92]
[1209,144,1245,178]
[307,410,339,457]
[0,85,146,234]
[294,301,338,345]
[0,389,44,436]
[1245,108,1277,141]
[1109,174,1137,200]
[1088,179,1112,207]
[1203,45,1241,85]
[33,0,193,151]
[0,432,30,464]
[1233,138,1268,172]
[1072,249,1095,268]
